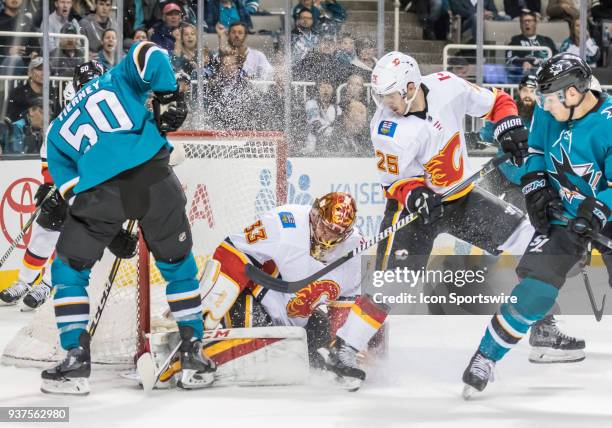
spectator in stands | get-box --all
[303,77,341,154]
[291,9,318,62]
[546,0,579,22]
[172,23,198,76]
[450,0,507,43]
[325,100,369,156]
[293,0,321,29]
[217,21,273,80]
[49,0,81,50]
[0,96,45,154]
[335,32,356,64]
[503,1,541,19]
[50,22,86,76]
[350,38,376,80]
[72,0,95,20]
[294,34,351,87]
[448,56,471,80]
[79,0,116,56]
[338,74,368,111]
[5,57,58,121]
[205,0,257,34]
[264,69,304,137]
[560,18,601,67]
[133,28,149,42]
[96,28,117,69]
[0,0,39,75]
[413,0,448,40]
[317,0,347,36]
[204,52,262,129]
[592,0,612,21]
[150,2,182,52]
[506,10,557,82]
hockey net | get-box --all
[2,131,287,369]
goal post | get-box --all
[1,130,287,369]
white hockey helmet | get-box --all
[370,51,421,113]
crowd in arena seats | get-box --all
[2,0,612,156]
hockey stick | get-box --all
[88,219,137,339]
[245,153,513,293]
[549,211,607,321]
[0,185,56,270]
[580,250,605,322]
[137,340,182,393]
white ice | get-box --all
[1,307,611,428]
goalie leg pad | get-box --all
[200,259,242,330]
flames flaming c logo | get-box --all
[424,132,463,187]
[286,280,341,318]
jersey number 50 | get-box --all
[59,89,134,151]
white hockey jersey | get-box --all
[370,71,509,203]
[220,204,363,328]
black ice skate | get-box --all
[0,280,30,305]
[22,281,52,311]
[41,333,91,395]
[529,315,586,364]
[462,350,495,399]
[325,338,366,392]
[176,327,216,389]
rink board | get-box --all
[0,154,493,289]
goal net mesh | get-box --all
[1,131,286,369]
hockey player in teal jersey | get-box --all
[462,53,612,398]
[41,41,215,395]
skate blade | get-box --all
[0,299,18,307]
[41,378,90,396]
[528,348,586,364]
[177,369,215,389]
[462,384,478,400]
[335,375,362,392]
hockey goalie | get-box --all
[152,192,389,391]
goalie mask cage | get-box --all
[1,130,287,369]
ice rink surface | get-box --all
[1,308,611,428]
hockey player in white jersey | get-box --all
[189,192,388,391]
[370,51,534,271]
[369,51,585,364]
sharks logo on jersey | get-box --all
[548,130,602,203]
[602,106,612,119]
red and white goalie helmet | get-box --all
[371,51,421,113]
[309,192,357,261]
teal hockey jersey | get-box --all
[46,42,177,198]
[524,94,612,220]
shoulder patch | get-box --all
[278,211,296,228]
[378,120,397,137]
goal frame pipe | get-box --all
[135,130,287,359]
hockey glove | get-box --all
[34,183,54,207]
[493,115,529,167]
[36,189,67,232]
[405,187,444,225]
[108,227,138,259]
[521,171,561,234]
[153,89,188,134]
[569,197,611,238]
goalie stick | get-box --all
[88,219,137,339]
[246,153,513,293]
[0,185,56,270]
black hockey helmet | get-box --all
[536,53,592,95]
[73,60,106,91]
[518,74,537,90]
